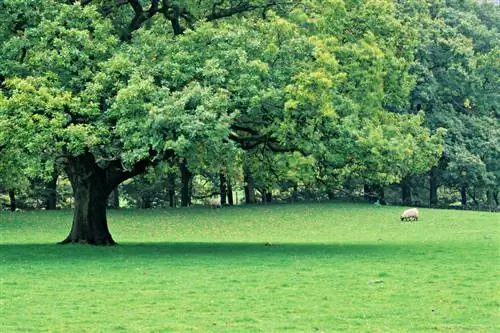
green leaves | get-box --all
[404,0,500,196]
[0,0,456,196]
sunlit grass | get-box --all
[1,203,498,332]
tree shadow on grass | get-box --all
[0,241,429,263]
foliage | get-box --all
[0,1,444,191]
[403,0,500,206]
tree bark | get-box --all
[58,148,171,245]
[180,160,192,207]
[8,190,16,212]
[107,187,120,209]
[486,189,494,210]
[401,177,412,206]
[429,166,439,207]
[61,152,115,245]
[227,177,234,205]
[45,171,58,210]
[219,170,227,206]
[460,186,467,208]
[243,165,256,204]
[262,191,272,204]
[168,171,176,208]
[363,184,375,203]
[376,186,386,205]
[326,188,335,200]
[139,191,153,209]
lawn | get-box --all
[0,203,498,332]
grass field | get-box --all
[0,203,498,332]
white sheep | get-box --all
[400,208,419,221]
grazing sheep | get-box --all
[400,208,419,221]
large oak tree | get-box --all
[1,0,443,244]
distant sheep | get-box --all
[400,208,419,221]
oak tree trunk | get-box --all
[59,148,168,245]
[107,187,120,209]
[60,153,115,245]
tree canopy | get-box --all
[403,0,499,206]
[4,0,497,243]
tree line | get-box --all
[0,0,498,244]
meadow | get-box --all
[0,203,498,332]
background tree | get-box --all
[402,0,499,208]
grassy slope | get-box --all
[0,203,498,332]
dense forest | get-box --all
[0,0,498,244]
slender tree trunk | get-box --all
[219,171,227,206]
[61,153,115,245]
[262,191,272,204]
[107,187,120,209]
[168,171,176,208]
[401,178,412,206]
[244,165,256,204]
[188,176,193,206]
[139,191,153,209]
[429,166,439,207]
[363,184,375,203]
[326,188,335,200]
[45,171,58,210]
[180,160,192,207]
[376,186,386,205]
[293,184,299,202]
[470,188,478,206]
[8,190,16,212]
[460,186,467,208]
[486,189,494,210]
[227,177,234,206]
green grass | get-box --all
[1,203,499,332]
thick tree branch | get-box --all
[75,0,296,39]
[128,0,160,35]
[229,133,267,150]
[128,0,144,15]
[229,126,303,154]
[161,0,196,35]
[206,1,258,21]
[105,148,175,190]
[231,123,261,136]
